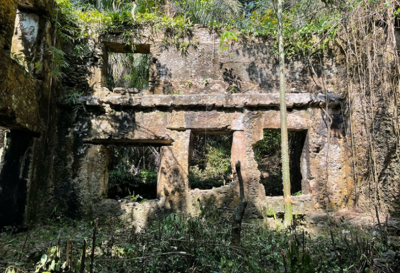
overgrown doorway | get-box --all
[107,145,160,202]
[254,130,307,196]
[189,134,233,190]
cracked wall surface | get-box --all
[2,0,391,229]
[59,90,348,229]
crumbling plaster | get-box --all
[59,89,349,229]
[0,0,359,229]
[85,27,343,96]
[0,0,61,228]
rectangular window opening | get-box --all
[189,133,233,190]
[107,145,160,202]
[254,130,307,196]
[107,52,150,90]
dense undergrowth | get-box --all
[1,208,399,272]
[189,135,233,190]
[108,146,159,201]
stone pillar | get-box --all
[231,131,247,180]
[74,145,110,216]
[157,130,191,212]
[230,130,249,202]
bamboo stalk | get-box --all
[90,220,98,273]
[70,241,74,272]
[278,0,292,227]
[57,230,62,258]
[66,237,70,267]
[80,239,87,273]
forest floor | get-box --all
[1,209,400,273]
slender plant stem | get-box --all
[278,0,292,227]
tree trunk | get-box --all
[278,0,292,227]
[231,160,247,245]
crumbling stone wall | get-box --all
[91,28,341,96]
[58,90,348,229]
[4,1,398,229]
[47,24,353,229]
[0,0,61,228]
[0,0,18,50]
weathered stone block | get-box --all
[11,11,39,58]
[0,0,18,50]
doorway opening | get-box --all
[254,130,307,196]
[0,129,35,228]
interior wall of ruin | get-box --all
[3,0,400,229]
[0,0,61,228]
[56,90,348,229]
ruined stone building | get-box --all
[1,0,399,229]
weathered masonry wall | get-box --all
[0,0,60,228]
[3,2,398,229]
[59,91,348,229]
[82,27,342,96]
[51,26,348,228]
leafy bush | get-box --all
[108,146,160,200]
[109,169,157,200]
[2,208,399,273]
[189,135,232,189]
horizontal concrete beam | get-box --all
[104,42,150,54]
[61,92,342,109]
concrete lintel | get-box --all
[84,138,173,146]
[67,93,343,109]
[104,42,150,54]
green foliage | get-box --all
[174,0,243,26]
[48,46,69,80]
[2,211,398,273]
[66,91,86,113]
[10,52,40,76]
[189,135,232,189]
[238,0,342,55]
[109,168,158,200]
[218,30,238,56]
[108,146,159,200]
[54,0,345,60]
[254,130,281,163]
[35,247,66,272]
[254,130,282,195]
[10,52,26,67]
[107,53,150,89]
